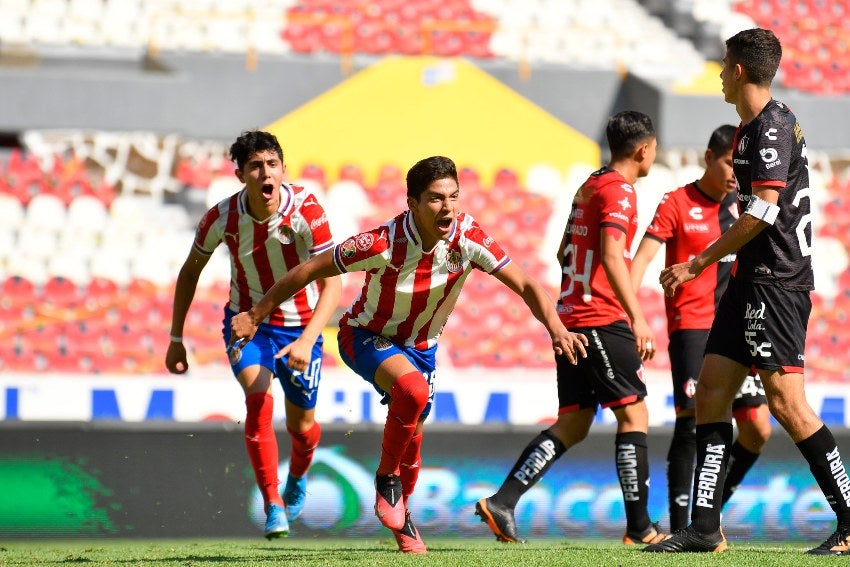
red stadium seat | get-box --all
[1,275,37,308]
[0,346,36,372]
[338,163,365,185]
[299,162,328,186]
[23,324,66,353]
[84,277,121,311]
[0,305,27,336]
[42,276,81,309]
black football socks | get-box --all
[690,422,732,534]
[493,430,566,508]
[667,416,696,532]
[797,424,850,527]
[616,431,651,532]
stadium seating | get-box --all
[2,0,720,84]
[732,0,850,94]
[8,0,845,95]
[1,133,849,381]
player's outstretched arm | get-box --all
[229,248,341,347]
[166,248,211,374]
[491,262,588,364]
[660,191,774,297]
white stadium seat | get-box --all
[0,194,26,229]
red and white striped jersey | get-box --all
[333,211,510,350]
[193,183,334,327]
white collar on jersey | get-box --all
[238,182,295,222]
[402,210,458,252]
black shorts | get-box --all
[706,277,810,373]
[556,320,647,412]
[669,329,767,413]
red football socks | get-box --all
[400,432,423,505]
[287,421,322,478]
[377,372,429,476]
[244,393,282,507]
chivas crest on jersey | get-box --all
[277,224,295,244]
[445,250,463,273]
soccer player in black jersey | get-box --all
[645,28,850,555]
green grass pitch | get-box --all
[1,538,847,566]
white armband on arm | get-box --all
[744,195,780,225]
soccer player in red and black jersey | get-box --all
[476,111,666,546]
[645,29,850,555]
[631,124,771,533]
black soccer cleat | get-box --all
[623,521,667,545]
[806,527,850,555]
[475,497,526,543]
[643,525,727,553]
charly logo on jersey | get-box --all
[445,250,463,273]
[688,207,704,221]
[355,233,374,251]
[483,236,494,248]
[737,135,749,154]
[277,224,295,244]
[341,238,357,258]
[620,183,633,193]
[372,336,393,351]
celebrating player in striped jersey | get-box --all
[166,130,341,540]
[229,155,588,554]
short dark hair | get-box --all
[725,28,782,86]
[707,124,736,156]
[606,111,656,158]
[229,130,283,171]
[406,156,458,199]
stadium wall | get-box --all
[5,52,846,151]
[3,369,849,427]
[621,73,850,151]
[0,421,840,542]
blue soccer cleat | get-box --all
[283,474,308,521]
[264,503,289,540]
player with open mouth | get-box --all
[228,155,588,553]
